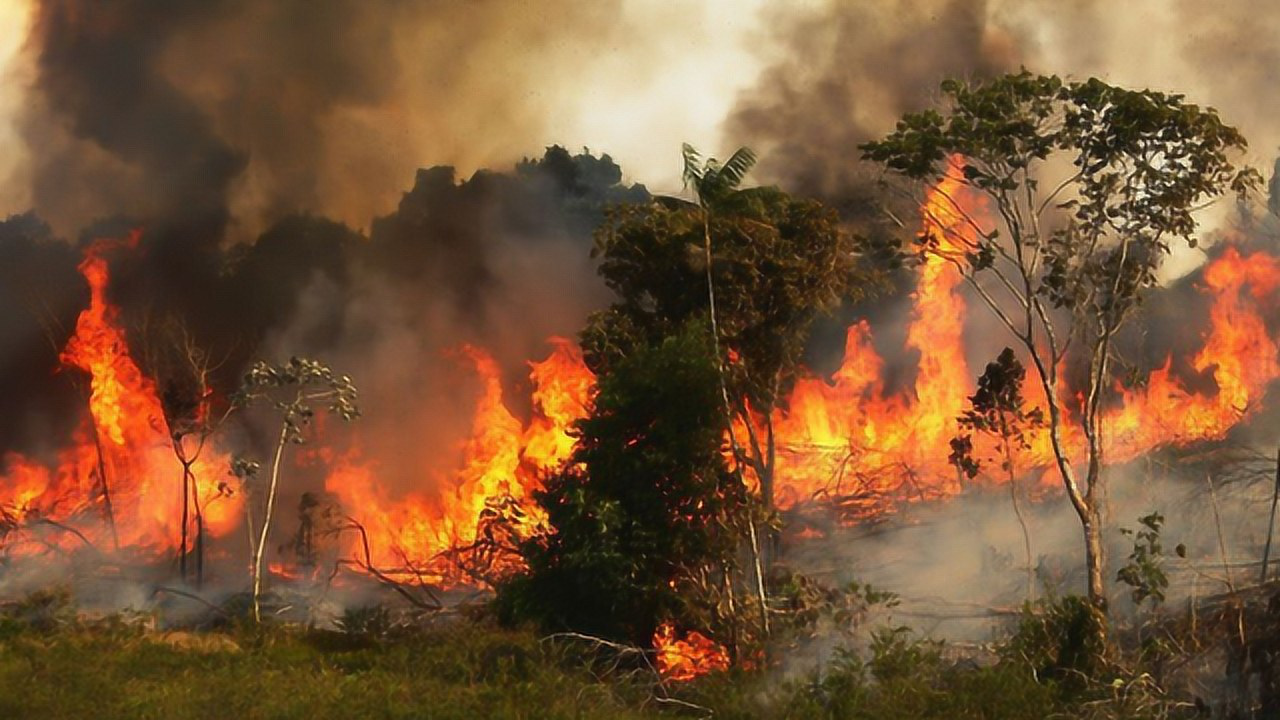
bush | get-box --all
[497,323,753,648]
[1003,595,1107,691]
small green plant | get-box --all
[768,571,899,641]
[0,586,75,634]
[1116,512,1169,608]
[336,605,395,638]
[1004,595,1107,690]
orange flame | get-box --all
[1,165,1277,605]
[1105,246,1280,457]
[766,163,983,513]
[0,234,240,555]
[766,164,1280,513]
[325,338,594,581]
[653,621,730,681]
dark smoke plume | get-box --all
[17,0,633,241]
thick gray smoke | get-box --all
[12,0,664,240]
[731,0,1280,203]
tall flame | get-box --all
[767,163,984,513]
[0,234,240,555]
[325,338,594,580]
[0,167,1276,653]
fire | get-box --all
[0,166,1276,621]
[0,234,240,556]
[325,338,594,581]
[765,165,1280,514]
[267,162,1280,587]
[653,621,731,681]
[767,163,984,513]
[1106,247,1280,458]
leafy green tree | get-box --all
[585,146,881,522]
[498,324,754,650]
[949,347,1044,601]
[231,357,359,622]
[862,72,1259,616]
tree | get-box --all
[679,144,758,478]
[949,347,1044,602]
[862,72,1260,615]
[584,146,881,525]
[498,324,756,652]
[135,312,235,588]
[231,357,359,622]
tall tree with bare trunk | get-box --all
[863,72,1260,624]
[232,357,359,622]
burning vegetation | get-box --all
[1,6,1280,712]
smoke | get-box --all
[0,0,1276,639]
[726,0,1280,656]
[780,451,1278,662]
[729,0,1280,281]
[2,0,770,242]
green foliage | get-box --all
[498,324,753,646]
[681,143,758,208]
[585,181,877,414]
[949,347,1044,479]
[1116,512,1169,608]
[0,619,655,720]
[763,627,1061,720]
[1004,596,1108,689]
[233,356,360,444]
[864,70,1259,613]
[335,605,397,639]
[0,604,1202,720]
[0,586,76,636]
[768,571,899,645]
[862,71,1259,338]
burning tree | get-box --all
[135,314,235,588]
[232,357,360,622]
[862,72,1260,618]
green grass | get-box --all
[0,618,655,720]
[0,596,1194,719]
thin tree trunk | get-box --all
[1000,426,1034,602]
[1083,502,1106,612]
[89,422,120,551]
[176,439,190,581]
[190,467,205,589]
[1261,446,1280,583]
[702,209,770,643]
[1026,348,1103,612]
[251,423,290,623]
[747,515,769,637]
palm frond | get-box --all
[681,143,704,189]
[718,147,758,191]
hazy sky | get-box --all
[0,0,1274,253]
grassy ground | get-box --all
[0,592,1204,719]
[0,616,655,719]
